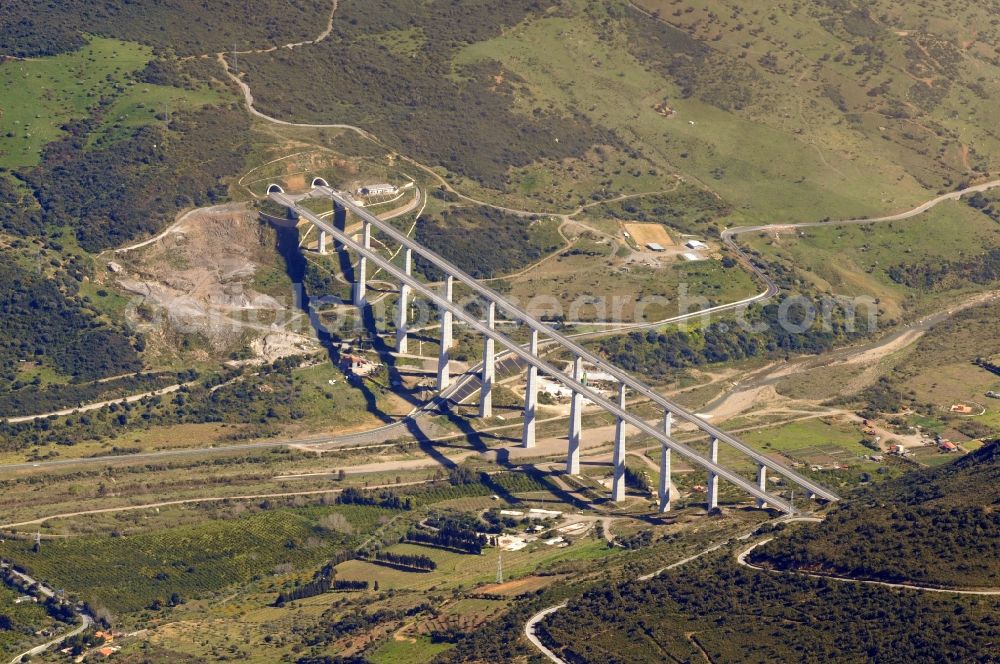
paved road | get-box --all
[524,603,569,663]
[2,563,94,664]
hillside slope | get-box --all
[239,0,999,222]
[751,440,1000,588]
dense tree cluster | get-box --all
[597,301,865,378]
[337,487,414,511]
[414,207,561,279]
[0,358,311,452]
[19,105,249,252]
[538,553,999,663]
[0,0,331,56]
[365,551,436,572]
[888,247,1000,290]
[274,576,367,606]
[752,441,1000,589]
[0,371,185,420]
[616,530,654,550]
[588,184,731,234]
[621,4,759,112]
[0,253,143,388]
[297,602,432,654]
[0,175,44,237]
[966,191,1000,222]
[426,510,502,535]
[405,517,489,555]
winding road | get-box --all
[7,2,1000,661]
[736,538,1000,596]
[2,563,94,664]
[524,511,999,663]
[37,0,998,448]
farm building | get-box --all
[685,239,708,250]
[646,242,665,252]
[340,354,380,377]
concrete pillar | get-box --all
[566,356,583,475]
[319,230,328,255]
[611,383,627,502]
[333,202,346,251]
[707,437,719,510]
[478,301,496,418]
[352,220,370,306]
[756,463,767,509]
[521,329,539,448]
[436,275,453,391]
[659,411,672,513]
[396,248,412,354]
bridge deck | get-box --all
[270,189,840,512]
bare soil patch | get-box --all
[623,222,673,246]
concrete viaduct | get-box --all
[267,181,839,514]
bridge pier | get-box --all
[479,301,496,418]
[659,411,672,513]
[264,188,840,515]
[352,220,371,306]
[436,275,454,391]
[707,437,719,510]
[333,202,346,251]
[756,464,767,509]
[611,384,627,502]
[566,356,583,475]
[396,248,412,354]
[319,230,328,255]
[521,329,539,448]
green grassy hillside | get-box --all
[239,0,998,223]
